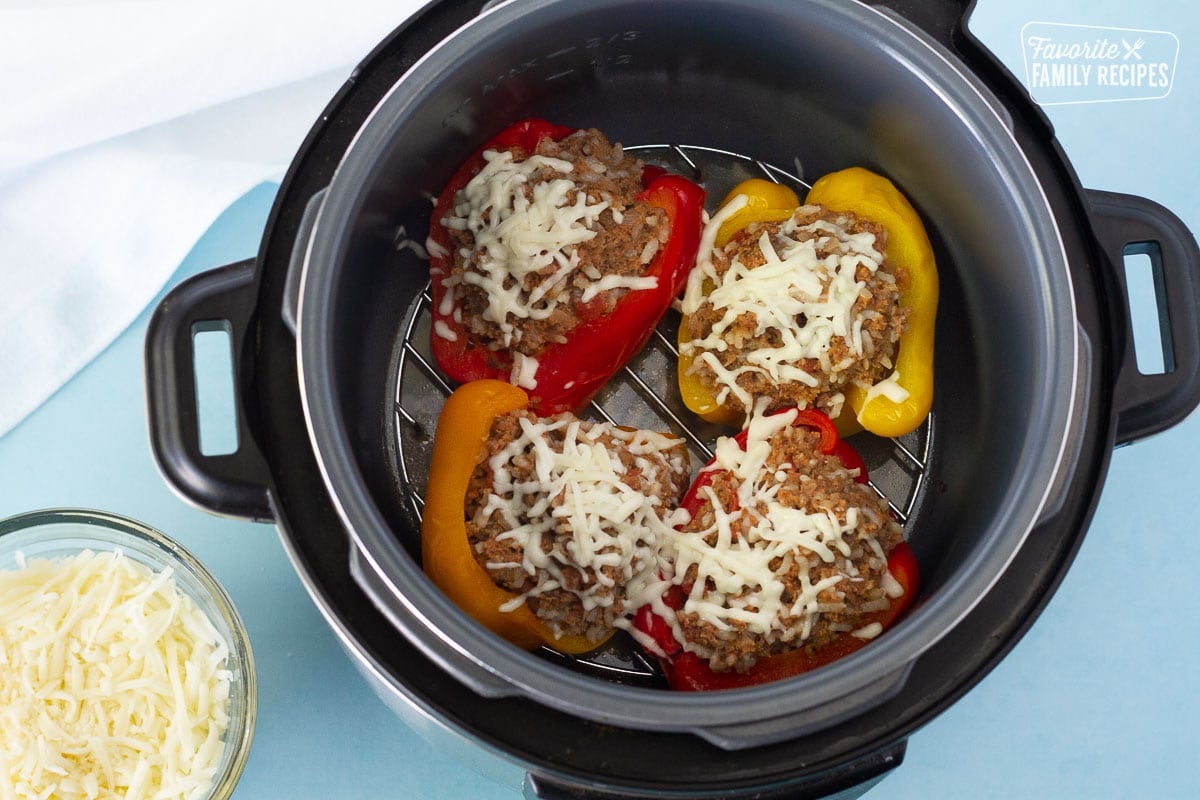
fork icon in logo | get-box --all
[1123,38,1146,60]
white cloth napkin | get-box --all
[0,0,429,437]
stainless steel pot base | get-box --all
[388,143,933,684]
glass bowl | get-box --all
[0,508,256,799]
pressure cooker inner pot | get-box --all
[299,0,1079,741]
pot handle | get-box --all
[523,741,904,800]
[1087,190,1200,446]
[144,259,275,521]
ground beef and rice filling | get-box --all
[680,204,909,420]
[465,410,690,644]
[665,409,904,673]
[440,128,670,358]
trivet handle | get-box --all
[524,740,905,800]
[1087,190,1200,446]
[145,259,275,521]
[280,187,327,336]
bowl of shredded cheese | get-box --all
[0,508,255,800]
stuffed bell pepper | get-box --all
[421,379,690,654]
[632,404,919,690]
[426,118,705,415]
[677,169,938,437]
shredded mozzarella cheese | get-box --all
[479,416,685,620]
[440,149,659,354]
[0,550,233,800]
[663,404,891,646]
[860,368,911,408]
[509,352,539,390]
[680,199,886,415]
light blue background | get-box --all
[1,1,1197,798]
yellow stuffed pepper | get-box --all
[677,169,938,438]
[422,379,689,654]
[421,380,604,653]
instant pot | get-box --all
[144,0,1200,797]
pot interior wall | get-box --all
[304,0,1077,732]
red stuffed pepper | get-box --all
[633,407,919,691]
[426,118,705,415]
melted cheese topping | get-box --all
[1,550,232,800]
[508,352,539,390]
[476,416,685,621]
[469,403,902,662]
[439,149,658,352]
[860,368,911,408]
[680,200,886,415]
[664,405,888,645]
